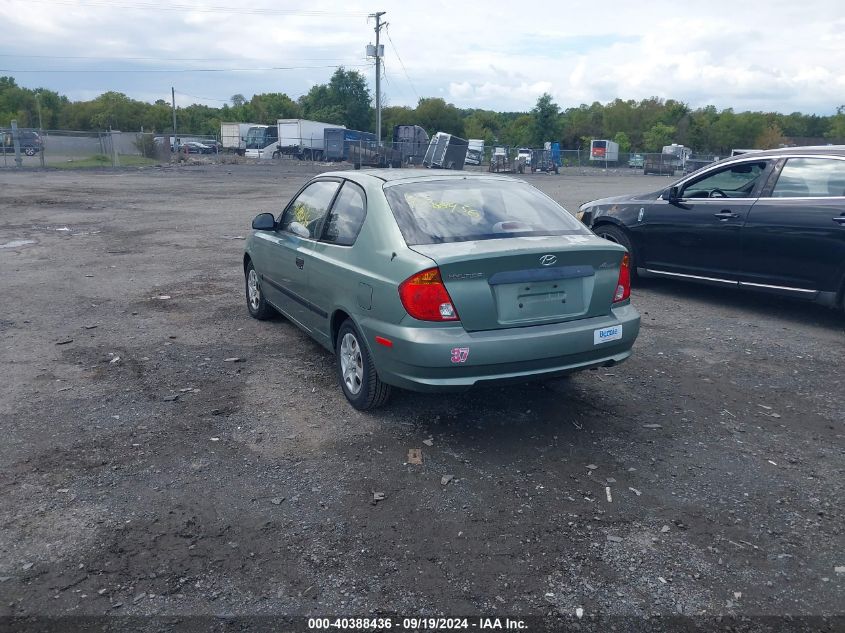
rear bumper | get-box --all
[359,304,640,392]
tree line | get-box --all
[2,70,844,155]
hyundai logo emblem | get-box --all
[539,254,557,266]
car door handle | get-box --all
[713,210,738,220]
[833,216,845,225]
[295,257,304,270]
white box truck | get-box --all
[220,122,260,155]
[277,119,343,160]
[245,119,343,160]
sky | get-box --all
[3,0,845,115]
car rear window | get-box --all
[384,178,588,245]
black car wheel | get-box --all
[24,147,36,156]
[594,224,638,278]
[336,319,391,410]
[245,261,273,320]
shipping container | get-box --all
[324,127,377,161]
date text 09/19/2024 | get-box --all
[307,617,528,630]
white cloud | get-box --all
[2,0,844,115]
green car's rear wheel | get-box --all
[336,319,391,410]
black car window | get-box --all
[770,158,845,198]
[385,179,589,245]
[279,181,339,239]
[682,161,768,199]
[320,181,366,246]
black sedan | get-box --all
[578,146,845,311]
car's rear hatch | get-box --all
[411,235,626,332]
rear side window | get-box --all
[770,157,845,198]
[384,179,588,245]
[321,181,366,246]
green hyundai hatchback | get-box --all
[244,170,640,409]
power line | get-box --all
[24,0,369,17]
[0,63,370,74]
[175,91,232,103]
[0,53,362,63]
[385,24,419,102]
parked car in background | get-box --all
[578,146,845,311]
[1,129,42,156]
[182,141,213,154]
[628,153,644,169]
[203,140,222,153]
[244,170,640,409]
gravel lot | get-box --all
[0,163,843,631]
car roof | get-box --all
[317,169,521,184]
[718,145,845,161]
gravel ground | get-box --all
[0,163,843,631]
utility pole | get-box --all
[35,94,45,167]
[368,11,386,146]
[34,94,43,130]
[171,87,177,155]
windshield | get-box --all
[245,127,267,149]
[384,179,589,245]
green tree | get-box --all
[825,105,845,141]
[501,115,533,147]
[327,67,371,131]
[231,94,246,107]
[463,109,502,144]
[642,123,676,151]
[414,97,464,137]
[612,131,631,152]
[298,67,372,131]
[250,93,301,124]
[755,123,786,149]
[530,93,560,145]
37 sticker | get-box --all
[450,347,470,363]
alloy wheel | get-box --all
[247,269,260,311]
[339,333,363,395]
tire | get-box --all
[336,319,391,410]
[593,224,638,278]
[272,150,281,159]
[24,147,36,157]
[245,261,273,320]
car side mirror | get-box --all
[251,213,276,230]
[662,186,681,202]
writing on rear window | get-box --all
[385,179,589,245]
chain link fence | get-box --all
[1,126,236,168]
[2,124,721,176]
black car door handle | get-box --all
[295,257,304,269]
[713,210,738,220]
[833,216,845,225]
